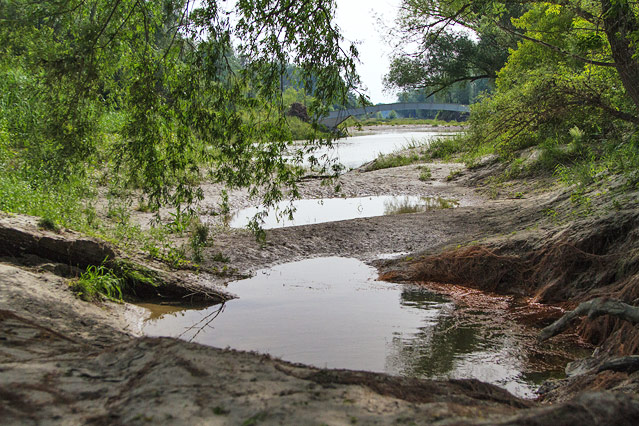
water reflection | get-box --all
[138,257,582,398]
[383,196,459,215]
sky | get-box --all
[207,0,402,104]
[333,0,402,104]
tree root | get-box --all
[539,297,639,341]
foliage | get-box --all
[386,1,521,98]
[395,0,639,200]
[422,135,467,160]
[37,217,61,233]
[391,0,638,117]
[366,152,421,171]
[287,116,329,141]
[0,0,361,224]
[395,82,488,119]
[72,265,124,302]
[0,162,98,231]
[189,220,210,263]
[383,196,458,214]
[418,166,432,181]
[446,169,463,181]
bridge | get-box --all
[319,102,470,128]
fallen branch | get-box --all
[598,356,639,374]
[539,297,639,341]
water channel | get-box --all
[230,195,460,229]
[231,131,459,229]
[299,131,450,169]
[138,130,586,400]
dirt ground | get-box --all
[3,129,639,424]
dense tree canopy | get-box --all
[386,1,528,98]
[0,0,360,220]
[388,1,639,108]
[388,0,638,160]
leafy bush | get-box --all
[189,221,210,263]
[286,116,328,141]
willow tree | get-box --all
[0,0,360,220]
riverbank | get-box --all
[346,123,466,135]
[2,140,639,423]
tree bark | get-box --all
[601,0,639,113]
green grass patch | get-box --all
[71,259,166,303]
[383,196,459,215]
[418,166,432,181]
[287,116,329,141]
[446,169,463,181]
[71,264,124,302]
[0,170,98,231]
[366,152,421,171]
[422,134,468,161]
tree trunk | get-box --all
[601,0,639,113]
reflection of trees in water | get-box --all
[385,287,491,378]
[400,287,449,306]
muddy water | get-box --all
[230,195,460,229]
[138,257,585,398]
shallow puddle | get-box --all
[229,195,459,229]
[138,257,586,398]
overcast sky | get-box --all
[334,0,401,104]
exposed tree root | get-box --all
[540,298,639,341]
[402,241,615,301]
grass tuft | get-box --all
[384,196,459,215]
[418,166,432,181]
[37,216,61,232]
[71,264,124,302]
[366,152,420,171]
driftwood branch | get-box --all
[539,297,639,341]
[598,356,639,374]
